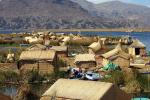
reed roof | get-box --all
[62,36,70,42]
[26,44,46,51]
[50,46,67,52]
[74,54,95,63]
[129,39,145,48]
[41,79,131,100]
[102,43,130,60]
[88,41,102,52]
[20,50,56,61]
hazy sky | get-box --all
[87,0,150,7]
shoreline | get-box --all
[45,29,150,32]
[1,28,150,33]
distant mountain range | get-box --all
[72,0,150,28]
[0,0,150,30]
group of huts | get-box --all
[14,32,148,100]
[73,38,146,72]
[39,37,146,100]
[17,31,147,74]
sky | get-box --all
[86,0,150,7]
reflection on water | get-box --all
[0,85,18,98]
[0,84,50,98]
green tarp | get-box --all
[101,61,119,71]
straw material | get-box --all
[26,44,46,51]
[50,46,67,52]
[74,54,95,63]
[102,43,130,60]
[88,41,102,52]
[20,50,56,61]
[62,37,70,42]
[41,79,131,100]
[129,39,145,48]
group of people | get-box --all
[67,61,122,81]
[67,65,102,81]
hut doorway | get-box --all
[135,48,140,55]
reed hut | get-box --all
[24,36,43,44]
[40,79,131,100]
[74,54,96,69]
[50,46,68,57]
[26,44,46,51]
[88,40,102,54]
[101,38,107,45]
[101,43,130,68]
[18,50,57,74]
[61,36,71,46]
[128,40,146,56]
[7,53,15,62]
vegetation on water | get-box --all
[0,66,150,99]
[0,68,68,85]
[0,48,24,63]
[0,71,20,84]
[14,84,40,100]
[0,43,20,47]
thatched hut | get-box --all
[26,44,46,51]
[50,46,68,57]
[88,40,102,54]
[128,40,146,56]
[18,50,57,74]
[24,36,43,44]
[40,79,131,100]
[74,54,96,69]
[101,43,130,68]
[61,36,71,46]
[7,53,15,62]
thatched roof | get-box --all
[41,79,131,100]
[62,37,70,42]
[74,54,95,63]
[102,43,130,60]
[20,50,56,61]
[26,44,46,51]
[88,40,102,52]
[129,40,145,48]
[50,46,67,52]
